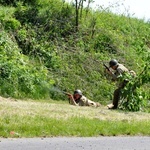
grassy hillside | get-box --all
[0,0,149,111]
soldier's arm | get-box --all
[67,94,78,106]
[111,68,124,81]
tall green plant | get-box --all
[119,57,150,111]
[0,31,54,99]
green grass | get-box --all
[0,97,150,138]
[1,116,150,138]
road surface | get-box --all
[0,136,150,150]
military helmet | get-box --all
[74,89,82,96]
[109,59,118,67]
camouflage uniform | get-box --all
[110,63,130,109]
[76,95,100,107]
[111,64,129,80]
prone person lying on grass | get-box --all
[65,89,101,107]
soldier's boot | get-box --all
[107,103,114,109]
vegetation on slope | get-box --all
[0,0,149,111]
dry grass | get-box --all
[0,96,150,137]
[0,96,149,122]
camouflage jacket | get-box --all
[76,96,99,107]
[111,63,136,87]
[111,63,129,80]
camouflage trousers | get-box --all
[113,80,128,109]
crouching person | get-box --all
[106,59,136,109]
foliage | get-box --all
[93,31,117,53]
[119,57,150,111]
[0,0,149,112]
[0,0,38,6]
[1,18,21,30]
[0,31,54,99]
[14,2,39,24]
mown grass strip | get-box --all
[0,115,150,138]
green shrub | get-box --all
[14,3,38,24]
[0,31,54,99]
[93,31,117,53]
[119,60,150,111]
[0,0,38,6]
[2,18,21,30]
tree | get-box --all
[74,0,94,32]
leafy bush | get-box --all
[14,27,36,55]
[0,31,54,99]
[14,3,38,24]
[0,0,38,6]
[2,18,21,30]
[119,59,150,111]
[93,31,117,53]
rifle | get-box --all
[62,91,72,96]
[103,63,110,72]
[62,91,72,104]
[50,87,72,97]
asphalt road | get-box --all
[0,136,150,150]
